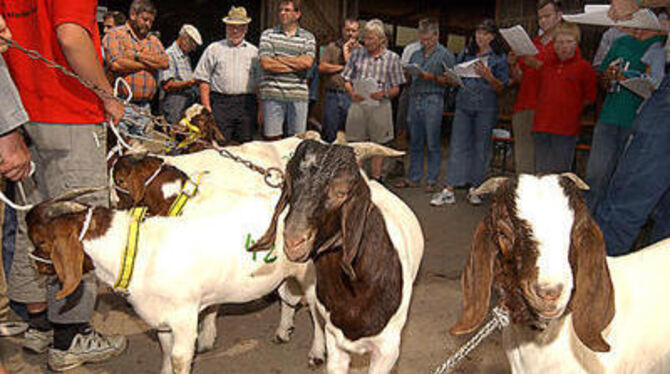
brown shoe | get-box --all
[394,178,418,188]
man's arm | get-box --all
[56,23,123,124]
[162,79,196,93]
[260,56,294,73]
[276,55,314,71]
[137,45,169,70]
[318,61,344,74]
[199,81,212,112]
[0,48,31,181]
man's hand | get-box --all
[523,55,543,70]
[370,91,385,101]
[507,51,518,66]
[103,97,124,125]
[0,130,31,181]
[419,71,434,81]
[609,0,638,21]
[343,39,359,61]
[349,92,364,103]
[0,15,12,53]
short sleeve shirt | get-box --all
[455,50,510,111]
[193,39,259,95]
[321,39,354,90]
[408,44,456,96]
[341,48,406,93]
[159,42,194,85]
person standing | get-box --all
[318,18,360,143]
[0,0,127,371]
[159,24,202,124]
[507,0,563,175]
[194,6,259,143]
[396,18,455,192]
[102,11,126,36]
[342,19,405,182]
[258,0,315,139]
[104,0,168,134]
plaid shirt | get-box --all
[103,23,167,101]
[160,42,194,84]
[342,47,405,92]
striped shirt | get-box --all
[193,39,260,95]
[103,23,168,101]
[160,42,194,85]
[259,25,316,102]
[342,48,406,92]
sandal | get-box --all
[394,178,418,188]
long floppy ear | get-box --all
[248,179,292,252]
[211,122,227,145]
[450,217,499,335]
[568,198,614,352]
[49,229,85,300]
[339,179,371,281]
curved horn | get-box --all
[295,130,322,141]
[560,172,590,190]
[51,186,107,204]
[334,131,347,145]
[350,142,404,162]
[473,177,510,196]
[45,201,89,220]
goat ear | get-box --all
[450,218,498,335]
[569,207,614,352]
[249,179,292,253]
[211,123,227,145]
[50,230,85,300]
[339,180,371,281]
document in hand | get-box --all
[620,78,655,99]
[403,63,423,76]
[442,62,463,86]
[353,77,380,106]
[500,25,538,56]
[563,5,665,31]
[453,57,488,78]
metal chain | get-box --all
[432,306,510,374]
[2,35,285,188]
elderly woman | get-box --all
[431,19,509,206]
[341,19,405,182]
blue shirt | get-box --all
[455,50,509,111]
[408,44,456,96]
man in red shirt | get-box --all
[508,0,562,174]
[532,22,597,173]
[1,0,126,371]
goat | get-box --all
[450,174,670,373]
[250,140,424,374]
[166,104,227,154]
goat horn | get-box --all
[334,131,347,145]
[560,172,590,190]
[295,130,322,141]
[473,177,509,195]
[51,186,107,203]
[44,201,89,220]
[350,142,404,162]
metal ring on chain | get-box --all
[264,167,285,188]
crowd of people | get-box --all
[0,0,668,371]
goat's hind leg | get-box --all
[274,280,300,343]
[168,309,199,374]
[197,305,218,353]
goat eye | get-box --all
[336,190,347,198]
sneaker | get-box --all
[48,331,128,371]
[23,327,53,354]
[430,188,455,206]
[0,321,28,337]
[467,187,482,205]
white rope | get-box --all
[78,207,94,242]
[432,306,510,374]
[144,162,164,187]
[0,161,37,211]
[28,252,52,265]
[113,77,133,104]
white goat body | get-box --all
[503,238,670,374]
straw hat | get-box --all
[222,6,251,25]
[180,24,202,45]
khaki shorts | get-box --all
[345,100,394,144]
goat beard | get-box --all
[494,258,542,329]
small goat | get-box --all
[450,174,670,373]
[251,140,424,374]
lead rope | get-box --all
[432,306,510,374]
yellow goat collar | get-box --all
[114,206,148,295]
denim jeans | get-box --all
[444,108,497,187]
[323,91,351,143]
[262,99,308,137]
[119,102,152,135]
[533,132,577,174]
[595,76,670,256]
[408,93,444,184]
[585,123,633,213]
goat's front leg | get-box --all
[197,306,218,353]
[367,335,400,374]
[305,283,326,367]
[325,328,350,374]
[169,309,199,374]
[274,280,300,343]
[158,329,174,374]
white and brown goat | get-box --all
[450,174,670,373]
[251,140,424,374]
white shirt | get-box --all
[193,39,260,95]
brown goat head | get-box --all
[250,140,370,280]
[450,174,615,353]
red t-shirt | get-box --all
[532,51,597,136]
[513,38,558,112]
[1,0,105,124]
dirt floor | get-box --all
[0,162,511,374]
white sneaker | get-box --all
[430,188,455,206]
[48,330,127,371]
[467,187,482,205]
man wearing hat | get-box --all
[193,6,259,143]
[160,24,203,124]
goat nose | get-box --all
[534,284,563,301]
[285,234,308,249]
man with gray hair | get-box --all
[342,19,405,182]
[160,24,202,124]
[396,18,454,191]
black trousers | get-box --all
[210,92,257,143]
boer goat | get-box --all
[250,140,424,374]
[450,174,670,373]
[166,104,227,154]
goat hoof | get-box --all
[272,326,295,344]
[308,356,325,368]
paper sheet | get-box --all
[500,25,538,56]
[442,62,463,86]
[563,6,665,31]
[620,77,655,99]
[353,78,380,106]
[403,63,423,76]
[453,57,488,78]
